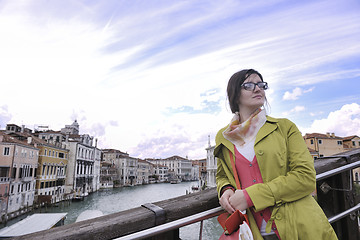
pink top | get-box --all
[234,147,281,239]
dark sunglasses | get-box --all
[241,82,268,91]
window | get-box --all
[318,140,322,144]
[337,141,342,145]
[0,167,9,177]
[310,139,314,144]
[12,168,17,179]
[353,141,356,146]
[44,149,47,156]
[3,147,10,156]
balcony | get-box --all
[0,177,10,183]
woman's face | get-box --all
[238,74,266,112]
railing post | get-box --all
[316,156,360,240]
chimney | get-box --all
[95,138,98,148]
[21,125,25,133]
[326,132,330,138]
[331,133,335,138]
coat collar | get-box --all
[215,115,278,156]
[255,116,278,145]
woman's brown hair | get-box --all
[227,69,263,113]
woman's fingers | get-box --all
[219,189,236,213]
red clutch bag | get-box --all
[217,210,247,235]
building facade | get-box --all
[137,159,151,185]
[206,145,217,188]
[0,132,38,217]
[304,132,345,157]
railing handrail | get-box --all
[115,207,224,240]
[316,160,360,181]
[115,203,360,240]
[116,152,360,240]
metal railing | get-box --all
[116,207,224,240]
[115,203,360,240]
[116,157,360,240]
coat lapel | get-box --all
[255,116,278,145]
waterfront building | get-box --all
[206,144,217,188]
[152,164,169,182]
[192,159,205,186]
[147,156,193,181]
[0,131,38,218]
[99,162,117,188]
[137,159,151,185]
[36,120,101,197]
[191,161,200,181]
[122,156,138,186]
[63,134,96,198]
[92,146,101,191]
[5,128,69,204]
[102,149,129,186]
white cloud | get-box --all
[283,87,315,100]
[300,103,360,136]
[0,0,359,160]
[282,105,306,116]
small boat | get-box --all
[191,186,199,191]
[0,213,67,238]
[170,179,179,184]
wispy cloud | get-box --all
[283,87,315,100]
[0,0,359,159]
[282,106,306,116]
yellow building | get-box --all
[303,132,345,157]
[342,135,360,150]
[304,133,360,187]
[36,141,69,203]
[6,130,69,204]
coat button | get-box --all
[253,179,256,183]
[249,163,252,167]
[276,213,282,220]
[258,150,264,155]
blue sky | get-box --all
[0,0,359,159]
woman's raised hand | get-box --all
[229,190,249,212]
[219,189,236,214]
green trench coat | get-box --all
[215,116,337,240]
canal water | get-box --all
[2,181,223,240]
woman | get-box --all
[215,69,337,240]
